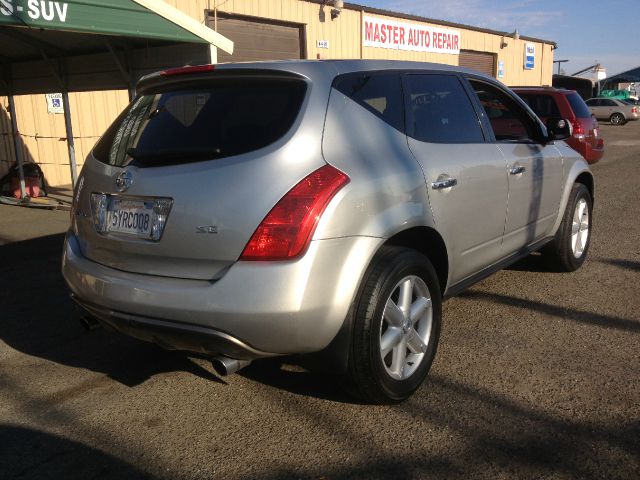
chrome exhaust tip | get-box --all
[211,356,252,376]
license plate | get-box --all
[107,199,154,237]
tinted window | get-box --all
[333,73,404,132]
[602,99,617,107]
[404,74,484,143]
[586,99,599,106]
[93,76,307,167]
[518,93,561,118]
[469,80,537,142]
[566,92,592,118]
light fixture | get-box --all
[331,0,343,20]
[501,29,519,49]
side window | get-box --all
[404,74,485,143]
[603,99,617,107]
[469,79,538,142]
[586,99,598,107]
[333,73,404,132]
[518,94,560,118]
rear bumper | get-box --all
[567,137,604,164]
[72,295,271,360]
[62,231,382,356]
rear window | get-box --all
[518,93,561,119]
[566,92,592,118]
[93,76,307,166]
[333,72,404,132]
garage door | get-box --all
[207,14,304,63]
[459,51,496,77]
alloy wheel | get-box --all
[379,275,433,380]
[571,198,589,258]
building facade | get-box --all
[1,0,556,187]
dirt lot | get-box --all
[1,121,638,479]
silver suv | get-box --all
[63,61,593,403]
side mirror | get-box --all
[545,117,572,141]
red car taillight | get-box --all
[571,120,585,139]
[632,107,638,114]
[240,165,349,260]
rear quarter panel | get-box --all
[549,142,593,234]
[317,80,434,241]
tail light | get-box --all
[571,120,585,141]
[632,107,638,114]
[240,165,349,260]
[160,64,215,77]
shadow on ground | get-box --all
[599,257,640,272]
[0,425,154,479]
[0,234,221,387]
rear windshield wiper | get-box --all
[126,147,222,163]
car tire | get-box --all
[610,113,625,125]
[347,246,441,404]
[543,183,592,272]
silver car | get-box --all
[63,61,593,403]
[585,97,639,125]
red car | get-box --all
[514,87,604,164]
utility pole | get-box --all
[554,59,569,75]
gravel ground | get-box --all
[0,121,638,480]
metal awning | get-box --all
[601,66,640,89]
[0,0,233,198]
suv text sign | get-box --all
[363,16,460,54]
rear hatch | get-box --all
[73,68,325,280]
[565,91,603,151]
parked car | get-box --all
[63,61,593,404]
[585,97,639,125]
[620,98,640,107]
[514,86,604,163]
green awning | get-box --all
[0,0,234,197]
[0,0,232,51]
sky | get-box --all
[358,0,639,77]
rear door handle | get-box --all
[509,164,526,175]
[431,177,457,190]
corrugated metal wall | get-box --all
[2,0,555,187]
[0,91,129,186]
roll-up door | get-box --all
[459,51,496,77]
[207,14,304,63]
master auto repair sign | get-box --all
[363,16,460,54]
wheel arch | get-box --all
[551,165,595,235]
[384,226,449,296]
[610,112,626,123]
[575,171,594,204]
[303,226,449,375]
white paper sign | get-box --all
[46,93,64,114]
